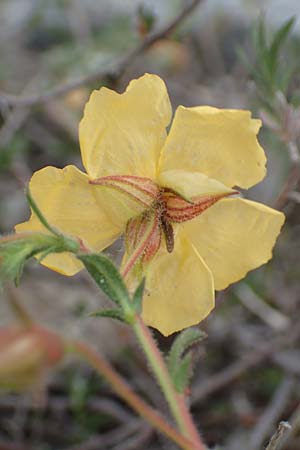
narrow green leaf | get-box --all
[172,353,192,393]
[257,16,267,49]
[131,277,145,314]
[26,189,59,236]
[236,46,256,76]
[167,328,207,393]
[269,17,295,73]
[77,253,129,306]
[89,308,126,323]
[168,328,206,376]
[252,17,268,65]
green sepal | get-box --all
[77,253,130,307]
[0,232,79,286]
[131,278,145,315]
[167,328,207,393]
[89,309,126,323]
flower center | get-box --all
[90,175,236,278]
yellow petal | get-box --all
[158,169,235,200]
[183,198,285,290]
[15,165,121,275]
[79,73,172,180]
[159,106,266,189]
[142,231,214,336]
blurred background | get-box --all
[1,1,300,449]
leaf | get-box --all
[236,46,256,77]
[167,328,207,393]
[89,309,126,323]
[269,17,295,74]
[77,253,129,307]
[131,278,145,314]
[0,232,79,286]
[172,353,192,393]
[252,17,268,65]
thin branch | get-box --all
[70,340,194,450]
[64,419,143,450]
[0,0,202,108]
[234,283,290,331]
[192,319,300,404]
[265,422,291,450]
[249,376,295,450]
[277,401,300,449]
[273,163,300,210]
[111,425,153,450]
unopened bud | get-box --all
[0,325,65,392]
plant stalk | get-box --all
[132,315,206,450]
[68,339,195,450]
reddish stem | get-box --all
[69,340,195,450]
[133,316,206,450]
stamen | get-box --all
[161,217,174,253]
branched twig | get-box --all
[192,319,300,403]
[64,419,144,450]
[0,0,202,108]
[249,377,295,450]
[265,422,291,450]
[111,425,153,450]
[277,401,300,449]
[273,163,300,210]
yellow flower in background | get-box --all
[16,74,284,336]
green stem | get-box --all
[132,315,206,450]
[67,340,194,450]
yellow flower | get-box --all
[16,74,284,336]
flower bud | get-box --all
[0,325,64,392]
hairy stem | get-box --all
[132,315,206,450]
[67,340,194,450]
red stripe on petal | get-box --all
[89,175,159,208]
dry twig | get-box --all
[265,422,291,450]
[249,377,295,450]
[277,401,300,449]
[0,0,202,108]
[192,319,300,403]
[273,164,300,210]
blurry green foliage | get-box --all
[68,370,112,438]
[0,135,29,172]
[238,17,300,112]
[253,367,283,400]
